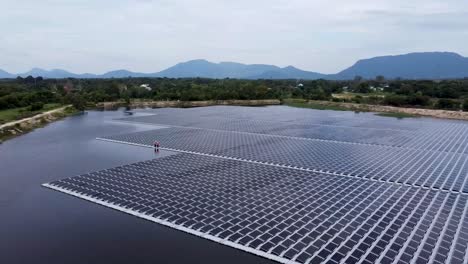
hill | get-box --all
[0,69,14,78]
[156,59,284,79]
[334,52,468,79]
[2,52,468,80]
[248,66,325,79]
[18,68,96,79]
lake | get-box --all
[0,109,274,264]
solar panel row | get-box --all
[44,153,468,264]
[118,108,468,152]
[100,127,468,193]
[118,113,412,146]
[125,105,431,131]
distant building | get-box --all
[140,84,152,91]
[370,86,384,92]
[296,83,304,88]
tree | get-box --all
[24,75,35,84]
[406,92,430,106]
[439,87,458,99]
[384,94,407,106]
[463,99,468,112]
[65,93,86,111]
[356,82,371,93]
[104,82,121,99]
[0,97,8,110]
[309,88,329,100]
[354,76,363,82]
[351,76,364,91]
[376,75,385,83]
[29,102,44,111]
[122,90,131,105]
[436,99,459,110]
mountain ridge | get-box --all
[335,52,468,79]
[2,52,468,80]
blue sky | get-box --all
[1,0,467,73]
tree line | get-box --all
[1,76,468,111]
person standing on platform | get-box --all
[154,141,160,152]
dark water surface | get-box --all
[0,110,274,264]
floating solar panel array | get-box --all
[45,154,468,264]
[44,106,468,264]
[99,126,468,193]
[126,105,426,130]
[117,108,468,152]
[117,110,415,146]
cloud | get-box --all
[1,0,467,73]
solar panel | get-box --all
[44,106,468,264]
[99,126,468,193]
[44,153,468,264]
[117,107,468,153]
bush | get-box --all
[436,99,460,110]
[352,95,363,104]
[308,88,330,101]
[463,99,468,112]
[364,95,383,104]
[64,93,86,111]
[0,97,7,110]
[406,94,431,106]
[384,95,407,106]
[29,102,44,111]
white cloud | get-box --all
[1,0,467,73]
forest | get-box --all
[2,76,468,112]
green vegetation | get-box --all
[0,103,62,124]
[3,74,468,142]
[1,75,468,123]
[0,106,78,142]
[283,100,349,111]
[375,112,419,119]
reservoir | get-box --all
[2,106,467,264]
[0,109,274,264]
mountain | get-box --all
[156,59,278,78]
[334,52,468,80]
[15,68,158,79]
[2,52,468,80]
[156,60,327,79]
[100,70,156,78]
[248,66,326,79]
[0,69,14,78]
[19,68,96,79]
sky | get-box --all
[1,0,468,74]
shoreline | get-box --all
[0,100,280,143]
[0,106,77,143]
[3,98,468,144]
[284,100,468,121]
[96,99,281,110]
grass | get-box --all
[0,103,62,124]
[0,106,78,143]
[332,92,389,99]
[284,100,422,119]
[283,100,353,112]
[375,112,419,119]
[286,102,347,111]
